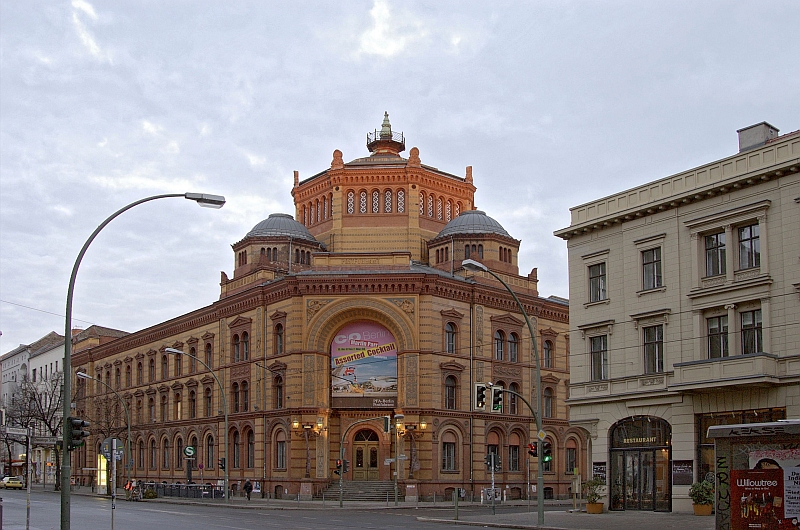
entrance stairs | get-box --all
[316,480,403,502]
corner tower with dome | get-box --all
[70,115,579,502]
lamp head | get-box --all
[184,192,226,209]
[461,259,487,272]
[164,348,184,356]
[76,372,93,381]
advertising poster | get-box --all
[330,321,397,408]
[749,449,800,523]
[731,469,785,530]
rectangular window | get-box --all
[566,447,577,474]
[738,224,760,270]
[509,445,520,472]
[442,442,456,471]
[276,441,286,469]
[642,248,662,290]
[705,232,726,277]
[643,325,663,374]
[741,309,762,355]
[707,316,728,358]
[588,263,607,302]
[590,335,608,381]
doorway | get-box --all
[609,417,671,511]
[352,429,380,481]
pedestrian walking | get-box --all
[244,479,253,501]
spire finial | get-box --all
[380,111,392,139]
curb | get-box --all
[416,517,581,530]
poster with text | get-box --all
[749,449,800,522]
[330,321,397,408]
[731,469,784,530]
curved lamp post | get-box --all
[165,348,228,502]
[461,258,545,526]
[61,192,225,530]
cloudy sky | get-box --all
[1,0,798,352]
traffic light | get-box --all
[542,441,553,463]
[484,454,492,469]
[342,459,350,473]
[383,416,391,433]
[494,457,502,472]
[491,387,503,412]
[334,459,342,475]
[527,443,537,457]
[67,417,90,450]
[474,383,487,411]
[219,457,226,470]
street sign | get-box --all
[397,454,408,460]
[537,430,546,441]
[33,436,59,445]
[101,437,124,461]
[183,446,196,457]
[384,458,395,465]
[5,427,28,436]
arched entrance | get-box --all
[352,429,380,481]
[609,416,671,512]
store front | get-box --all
[609,416,672,511]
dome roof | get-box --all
[437,210,512,239]
[245,213,319,243]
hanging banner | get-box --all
[331,321,397,408]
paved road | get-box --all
[0,488,715,530]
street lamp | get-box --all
[461,258,545,526]
[61,192,225,530]
[76,372,130,530]
[164,348,228,502]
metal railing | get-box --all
[367,130,405,146]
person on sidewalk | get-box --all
[244,479,253,501]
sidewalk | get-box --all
[419,509,716,530]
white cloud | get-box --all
[71,0,111,63]
[245,153,266,168]
[88,166,194,192]
[164,141,180,154]
[142,120,162,135]
[199,123,212,137]
[97,138,108,147]
[357,0,427,57]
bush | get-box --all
[582,476,605,504]
[143,487,158,499]
[689,480,715,505]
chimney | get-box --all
[737,122,779,152]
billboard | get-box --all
[730,449,800,530]
[330,321,397,408]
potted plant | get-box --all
[688,479,715,516]
[582,476,605,514]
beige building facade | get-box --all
[555,122,800,513]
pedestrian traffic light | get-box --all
[528,443,537,457]
[491,387,503,412]
[67,417,90,450]
[334,459,342,475]
[342,459,350,473]
[494,457,502,472]
[484,454,492,468]
[219,457,226,470]
[542,441,553,463]
[474,383,487,411]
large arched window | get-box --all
[543,340,553,368]
[242,332,249,361]
[149,439,157,470]
[189,435,198,469]
[441,431,457,471]
[232,430,240,469]
[509,333,519,363]
[494,331,505,361]
[445,323,457,354]
[206,435,215,469]
[543,387,553,419]
[275,324,284,355]
[508,432,521,471]
[444,375,457,410]
[274,376,284,409]
[138,439,145,469]
[247,430,255,468]
[175,437,184,470]
[275,430,287,469]
[509,382,520,415]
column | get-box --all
[725,304,737,356]
[690,233,700,288]
[757,214,769,276]
[760,298,771,354]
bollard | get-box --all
[453,490,459,521]
[386,492,389,506]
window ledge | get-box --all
[583,299,610,309]
[440,470,460,474]
[636,286,666,297]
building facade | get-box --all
[555,122,800,512]
[71,115,582,501]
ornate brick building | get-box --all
[73,114,580,500]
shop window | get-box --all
[707,315,728,358]
[705,232,726,277]
[642,248,662,290]
[589,263,607,302]
[590,335,608,381]
[643,325,664,374]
